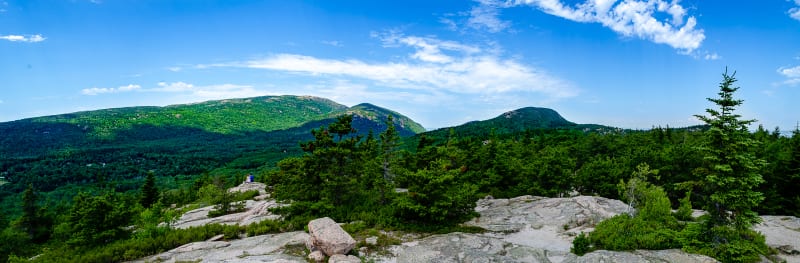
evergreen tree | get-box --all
[16,184,49,243]
[140,172,159,208]
[694,69,765,230]
[377,115,401,203]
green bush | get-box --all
[571,232,591,255]
[590,214,680,251]
[674,191,694,221]
[680,222,772,263]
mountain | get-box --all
[0,95,424,193]
[416,107,611,141]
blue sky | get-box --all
[1,0,799,131]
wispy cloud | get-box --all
[81,82,273,101]
[0,34,46,43]
[790,0,800,21]
[704,52,721,60]
[467,0,512,33]
[204,33,576,99]
[470,0,704,53]
[0,1,7,13]
[778,65,800,86]
[82,84,141,95]
[167,67,182,72]
[321,40,343,47]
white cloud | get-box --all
[153,82,194,92]
[779,65,800,78]
[704,52,720,60]
[322,40,343,47]
[778,65,800,86]
[0,34,46,43]
[82,84,141,95]
[167,67,182,72]
[82,82,274,101]
[502,0,705,53]
[208,34,576,99]
[467,0,512,33]
[789,0,800,20]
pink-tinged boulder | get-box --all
[308,217,356,256]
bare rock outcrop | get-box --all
[328,254,361,263]
[465,195,629,252]
[307,217,357,256]
[131,231,309,263]
[134,195,800,263]
[172,199,284,229]
[754,215,800,263]
[576,249,717,263]
[229,181,269,196]
[170,182,284,229]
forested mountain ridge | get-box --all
[414,106,614,143]
[0,95,423,194]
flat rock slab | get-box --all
[465,195,629,251]
[130,231,309,263]
[172,199,284,229]
[229,182,268,196]
[575,249,717,263]
[754,215,800,263]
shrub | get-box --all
[571,232,591,255]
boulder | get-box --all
[328,254,361,263]
[308,217,357,256]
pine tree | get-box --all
[694,69,765,230]
[18,184,38,238]
[140,171,159,208]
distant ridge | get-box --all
[0,95,425,192]
[418,107,592,140]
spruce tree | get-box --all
[18,184,38,239]
[694,69,765,230]
[140,172,159,208]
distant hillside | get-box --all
[404,107,623,151]
[0,95,424,193]
[418,107,587,139]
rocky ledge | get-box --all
[134,193,800,263]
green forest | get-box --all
[1,72,799,262]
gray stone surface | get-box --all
[465,195,629,252]
[229,181,269,196]
[308,250,325,262]
[328,254,361,263]
[573,249,717,263]
[134,195,799,263]
[130,231,309,263]
[395,232,555,263]
[308,217,357,256]
[754,215,800,263]
[171,199,284,229]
